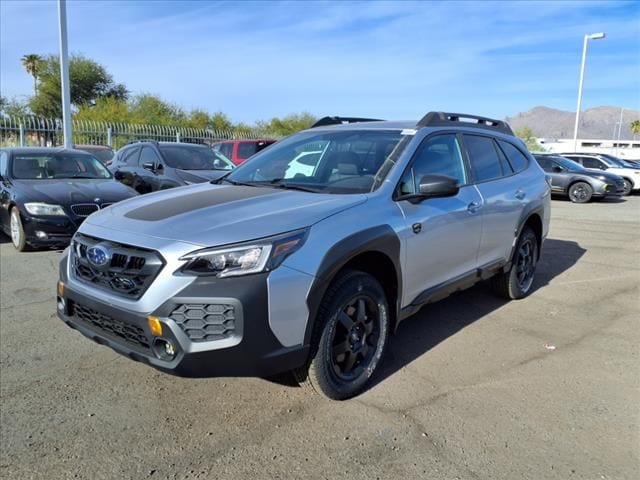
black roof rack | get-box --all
[311,116,385,128]
[418,112,514,136]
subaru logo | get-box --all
[87,245,110,267]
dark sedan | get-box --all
[534,154,625,203]
[109,141,234,194]
[0,148,138,251]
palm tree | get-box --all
[631,120,640,140]
[21,54,43,96]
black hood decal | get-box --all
[124,186,279,221]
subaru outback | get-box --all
[57,112,550,399]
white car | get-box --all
[561,153,640,196]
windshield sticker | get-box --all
[401,129,417,136]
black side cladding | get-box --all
[124,186,278,221]
[303,225,402,344]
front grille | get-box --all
[71,204,99,217]
[70,234,164,299]
[170,303,236,342]
[71,301,150,351]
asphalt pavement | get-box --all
[1,195,638,480]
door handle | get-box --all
[515,189,526,200]
[467,201,481,214]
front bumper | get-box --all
[57,263,309,377]
[22,212,81,247]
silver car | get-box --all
[56,112,551,399]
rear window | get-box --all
[498,140,528,173]
[464,135,504,182]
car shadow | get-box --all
[370,237,586,390]
[0,232,10,244]
[268,238,586,392]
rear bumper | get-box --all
[57,263,309,378]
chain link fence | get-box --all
[0,115,277,149]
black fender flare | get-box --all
[303,225,402,345]
[509,204,545,268]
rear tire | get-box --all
[294,270,390,400]
[568,181,593,203]
[491,226,538,300]
[10,207,28,252]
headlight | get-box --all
[23,203,66,216]
[179,229,308,277]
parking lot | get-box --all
[1,196,638,480]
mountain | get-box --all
[505,106,639,140]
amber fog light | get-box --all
[57,281,65,296]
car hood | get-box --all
[83,183,367,247]
[13,179,138,206]
[576,170,623,182]
[175,169,229,183]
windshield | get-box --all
[598,154,627,167]
[159,145,234,171]
[553,156,585,171]
[11,152,112,179]
[226,130,406,194]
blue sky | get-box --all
[1,0,638,123]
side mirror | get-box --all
[142,162,156,172]
[552,166,562,173]
[404,174,460,203]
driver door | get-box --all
[396,133,483,306]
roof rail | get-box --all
[311,116,384,128]
[125,139,159,145]
[417,112,514,136]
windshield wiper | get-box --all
[266,178,320,193]
[212,177,261,187]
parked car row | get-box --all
[0,137,282,250]
[533,151,640,202]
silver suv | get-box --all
[57,112,550,399]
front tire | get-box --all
[294,270,390,400]
[621,178,632,196]
[10,208,28,252]
[491,226,538,300]
[568,181,593,203]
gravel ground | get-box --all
[1,195,639,480]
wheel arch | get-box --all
[512,209,544,264]
[304,225,402,345]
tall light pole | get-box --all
[58,0,72,148]
[572,32,605,152]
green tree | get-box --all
[74,96,131,123]
[515,126,544,152]
[21,53,43,96]
[29,54,128,118]
[0,96,31,117]
[128,93,184,125]
[210,111,233,131]
[256,112,317,136]
[631,120,640,140]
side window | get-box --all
[399,134,466,195]
[119,147,140,166]
[582,157,604,169]
[498,140,529,173]
[464,135,504,182]
[0,152,7,176]
[535,156,553,172]
[238,142,258,160]
[139,146,161,167]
